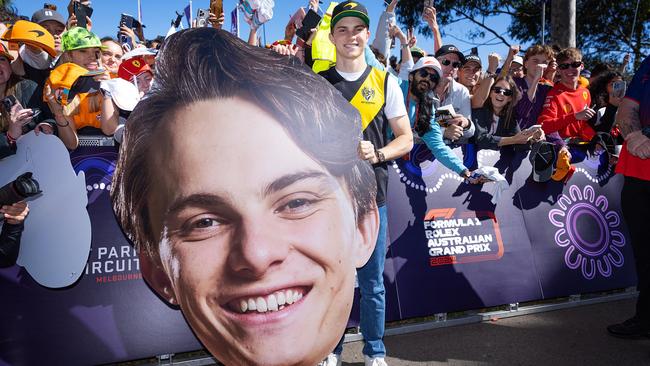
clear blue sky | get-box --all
[14,0,523,66]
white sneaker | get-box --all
[364,355,388,366]
[317,353,342,366]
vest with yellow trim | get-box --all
[319,65,390,205]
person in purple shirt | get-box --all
[513,45,555,129]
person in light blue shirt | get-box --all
[399,56,473,179]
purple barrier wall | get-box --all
[0,144,637,365]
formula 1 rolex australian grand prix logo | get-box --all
[548,184,626,280]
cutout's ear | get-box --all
[139,250,177,305]
[354,204,380,268]
[328,32,334,44]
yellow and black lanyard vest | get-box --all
[320,65,390,206]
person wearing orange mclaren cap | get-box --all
[41,27,111,147]
[1,42,57,159]
[5,6,65,86]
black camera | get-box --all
[0,172,42,207]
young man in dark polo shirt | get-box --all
[318,2,413,365]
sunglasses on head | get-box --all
[418,68,440,82]
[558,61,583,70]
[440,59,462,68]
[491,86,513,96]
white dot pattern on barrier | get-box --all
[391,162,464,193]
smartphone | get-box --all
[526,124,542,131]
[423,0,434,14]
[471,47,478,55]
[73,1,93,28]
[210,0,223,18]
[296,9,321,41]
[2,95,17,112]
[44,3,57,10]
[196,8,210,27]
[119,14,135,50]
[612,80,627,99]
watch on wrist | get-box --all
[375,149,386,163]
[486,71,497,79]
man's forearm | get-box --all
[616,98,642,138]
[432,26,442,53]
[378,133,414,161]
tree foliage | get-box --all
[395,0,649,70]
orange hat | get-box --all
[118,57,151,81]
[45,62,102,130]
[0,43,14,60]
[45,62,90,105]
[1,20,56,57]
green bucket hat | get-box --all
[62,27,105,52]
[410,46,426,58]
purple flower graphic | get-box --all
[548,185,625,280]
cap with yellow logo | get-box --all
[331,1,370,29]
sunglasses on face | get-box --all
[558,61,583,70]
[440,59,462,68]
[418,68,440,82]
[491,86,513,96]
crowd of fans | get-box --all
[0,0,633,169]
[1,0,648,365]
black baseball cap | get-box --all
[529,141,556,183]
[31,7,66,27]
[463,54,482,68]
[331,1,370,30]
[435,44,465,63]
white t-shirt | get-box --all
[336,68,407,120]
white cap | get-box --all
[100,78,140,111]
[411,56,442,79]
[121,47,157,62]
[512,55,524,65]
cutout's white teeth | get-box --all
[256,297,267,312]
[231,288,306,314]
[267,294,278,311]
[277,291,286,306]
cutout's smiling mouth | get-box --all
[227,287,309,314]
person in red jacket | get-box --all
[538,48,596,142]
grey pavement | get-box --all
[338,298,650,366]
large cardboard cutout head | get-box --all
[111,28,379,366]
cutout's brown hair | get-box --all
[111,28,377,255]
